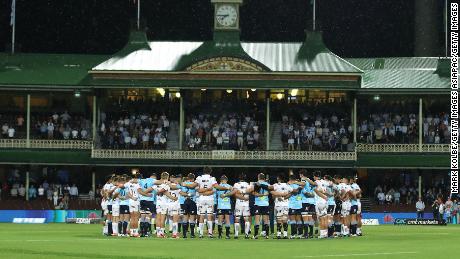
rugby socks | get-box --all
[297,221,303,236]
[118,222,122,235]
[263,224,269,237]
[308,221,314,237]
[189,221,196,237]
[334,222,342,235]
[178,221,182,233]
[320,229,328,238]
[244,221,251,235]
[207,220,213,235]
[122,221,128,235]
[357,227,362,235]
[283,223,289,237]
[108,221,113,235]
[350,221,357,235]
[172,222,178,235]
[218,223,223,237]
[303,223,309,238]
[112,221,118,235]
[234,223,240,237]
[290,221,297,236]
[183,223,189,238]
[254,224,260,237]
[328,223,334,237]
[277,223,282,235]
[198,223,204,236]
[225,224,231,237]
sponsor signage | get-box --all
[362,219,379,225]
[13,218,46,224]
[394,218,446,226]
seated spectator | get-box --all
[377,191,385,205]
[69,184,78,199]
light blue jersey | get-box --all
[254,181,270,207]
[180,181,196,203]
[139,177,156,202]
[327,185,335,205]
[216,183,232,210]
[288,183,302,209]
[302,181,316,204]
[116,187,129,206]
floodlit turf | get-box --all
[0,223,459,258]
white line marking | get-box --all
[294,252,417,258]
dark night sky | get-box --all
[0,0,446,58]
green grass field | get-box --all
[0,224,458,258]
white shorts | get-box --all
[274,205,288,218]
[156,202,168,215]
[357,201,362,215]
[341,200,351,217]
[112,204,120,217]
[197,199,214,215]
[129,200,140,213]
[234,204,250,217]
[168,202,181,216]
[101,200,108,215]
[316,199,328,217]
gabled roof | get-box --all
[346,57,450,91]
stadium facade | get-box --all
[0,0,450,173]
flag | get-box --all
[10,0,16,27]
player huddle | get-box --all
[100,167,363,239]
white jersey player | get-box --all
[223,173,252,239]
[271,175,292,239]
[127,176,141,237]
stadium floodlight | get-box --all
[373,95,381,101]
[175,92,181,98]
[276,93,283,100]
[226,89,233,93]
[201,89,207,91]
[290,89,298,96]
[156,88,165,97]
[251,89,256,92]
[74,90,81,98]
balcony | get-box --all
[356,143,450,153]
[0,139,92,149]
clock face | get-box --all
[216,4,238,27]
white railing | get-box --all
[0,139,92,149]
[91,149,357,161]
[356,143,450,153]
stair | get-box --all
[360,198,372,212]
[166,121,179,150]
[269,121,283,150]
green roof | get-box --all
[0,53,108,87]
[346,57,450,91]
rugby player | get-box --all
[300,171,315,239]
[332,175,343,237]
[340,176,352,237]
[101,174,116,236]
[270,175,292,239]
[215,175,232,239]
[181,167,217,238]
[287,174,303,239]
[252,173,271,239]
[222,173,251,239]
[155,172,180,238]
[179,173,198,238]
[137,173,157,237]
[127,174,141,237]
[313,173,329,239]
[323,175,336,237]
[349,176,362,236]
[112,175,130,236]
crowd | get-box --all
[31,111,92,140]
[98,99,172,150]
[185,113,263,150]
[422,112,450,144]
[277,101,352,152]
[0,114,25,139]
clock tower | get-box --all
[212,0,243,31]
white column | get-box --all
[353,98,357,143]
[266,97,270,150]
[26,94,31,148]
[25,170,29,201]
[419,98,423,152]
[418,174,422,199]
[92,95,97,140]
[179,93,184,150]
[92,171,96,195]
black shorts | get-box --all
[120,205,130,215]
[107,205,113,214]
[350,205,358,215]
[254,205,270,215]
[182,199,197,215]
[140,200,155,214]
[334,201,342,215]
[216,209,232,215]
[288,208,301,215]
[305,204,316,215]
[327,205,335,215]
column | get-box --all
[419,98,423,152]
[26,94,31,148]
[418,173,422,199]
[353,98,357,144]
[92,95,97,140]
[266,97,270,150]
[179,91,184,150]
[25,170,30,201]
[92,171,96,195]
